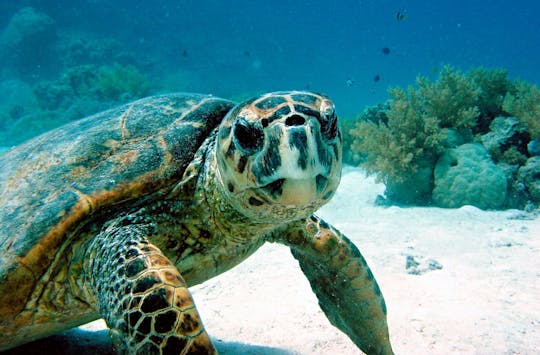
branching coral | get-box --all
[24,63,152,145]
[416,66,480,129]
[469,68,514,119]
[96,63,150,100]
[349,66,479,183]
[347,65,540,208]
[503,81,540,139]
[34,63,151,111]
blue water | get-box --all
[1,0,539,118]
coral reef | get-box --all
[59,36,135,68]
[340,118,362,166]
[95,63,151,101]
[0,7,57,78]
[34,63,150,110]
[503,81,540,140]
[481,117,529,164]
[518,157,540,202]
[433,143,507,209]
[0,63,152,147]
[0,7,55,48]
[0,80,40,146]
[0,7,168,148]
[350,66,483,185]
[468,68,515,132]
[348,66,540,209]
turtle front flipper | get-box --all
[82,222,215,354]
[272,215,394,355]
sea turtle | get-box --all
[0,91,393,354]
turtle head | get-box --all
[215,91,342,222]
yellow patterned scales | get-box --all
[0,92,393,354]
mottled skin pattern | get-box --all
[0,91,393,354]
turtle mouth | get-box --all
[259,174,329,204]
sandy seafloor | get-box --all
[7,166,540,354]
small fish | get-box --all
[382,47,391,55]
[373,74,380,82]
[244,50,251,56]
[346,78,355,87]
[396,11,407,22]
[182,50,188,57]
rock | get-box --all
[433,143,507,209]
[374,194,392,207]
[405,255,443,275]
[0,7,55,48]
[0,7,57,76]
[528,139,540,156]
[440,128,466,149]
[497,162,534,209]
[517,156,540,203]
[480,116,530,163]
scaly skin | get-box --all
[270,216,394,355]
[83,221,215,354]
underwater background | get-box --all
[1,0,540,210]
[1,0,539,125]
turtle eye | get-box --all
[233,119,264,153]
[321,110,338,140]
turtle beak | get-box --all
[260,174,330,206]
[279,178,319,206]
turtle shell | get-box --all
[0,93,234,317]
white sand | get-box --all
[11,167,540,354]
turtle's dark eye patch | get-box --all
[233,120,264,153]
[293,104,320,120]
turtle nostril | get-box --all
[285,115,305,126]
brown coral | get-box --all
[349,66,479,183]
[346,65,540,208]
[503,81,540,140]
